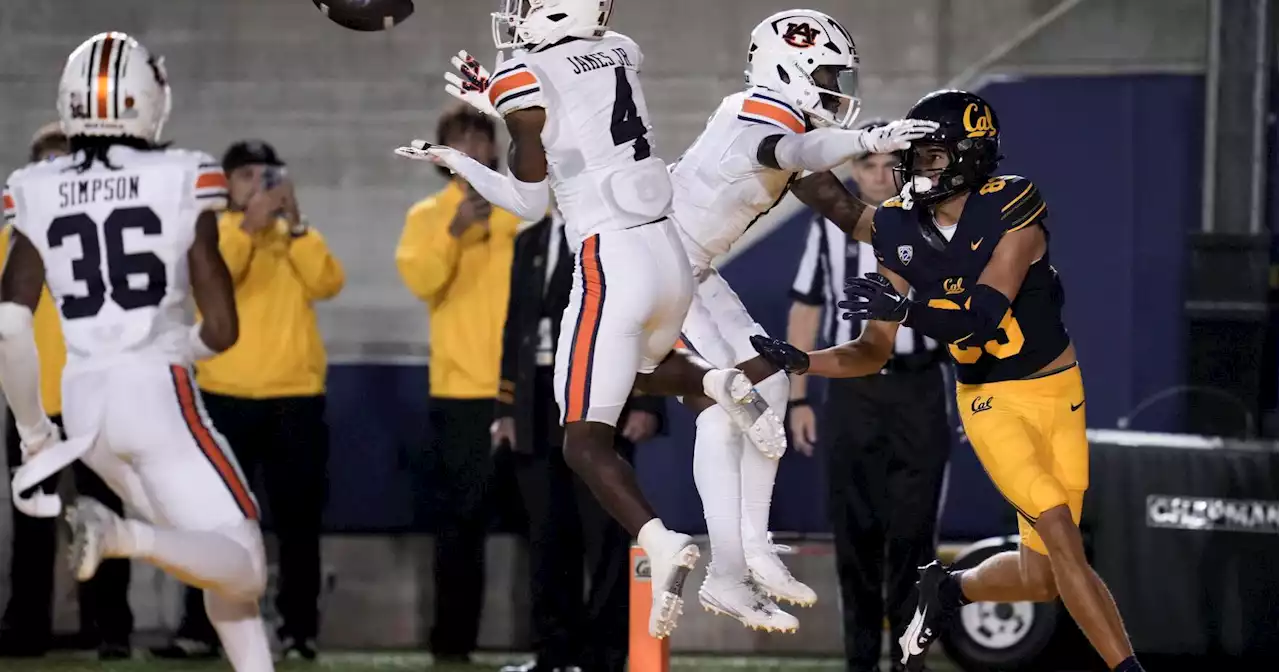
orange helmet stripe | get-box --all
[95,35,115,119]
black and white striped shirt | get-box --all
[790,214,939,356]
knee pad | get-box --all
[219,520,268,600]
[0,302,33,341]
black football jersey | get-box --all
[871,175,1069,384]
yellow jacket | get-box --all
[0,224,65,415]
[195,212,345,398]
[397,181,520,399]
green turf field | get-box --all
[0,651,962,671]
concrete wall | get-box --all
[0,0,1208,359]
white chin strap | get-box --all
[11,433,96,518]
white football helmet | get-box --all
[57,32,172,142]
[746,10,861,129]
[492,0,613,49]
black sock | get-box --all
[1113,655,1143,672]
[938,570,972,610]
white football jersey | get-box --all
[2,146,227,373]
[488,32,673,249]
[670,87,805,266]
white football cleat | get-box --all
[698,575,799,633]
[703,369,786,459]
[646,534,700,639]
[748,538,817,607]
[66,497,124,582]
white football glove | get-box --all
[18,418,60,462]
[394,139,465,168]
[859,118,940,155]
[12,432,95,518]
[444,50,502,120]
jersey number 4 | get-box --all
[611,67,651,161]
[48,206,167,320]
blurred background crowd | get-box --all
[0,1,1275,671]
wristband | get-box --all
[787,398,810,410]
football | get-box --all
[311,0,415,32]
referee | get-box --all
[785,120,952,672]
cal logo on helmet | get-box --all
[963,103,997,138]
[894,89,1002,207]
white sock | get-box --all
[205,590,274,672]
[693,405,745,579]
[129,520,267,601]
[700,368,727,399]
[741,370,788,556]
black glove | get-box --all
[749,335,810,375]
[838,272,910,323]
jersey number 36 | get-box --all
[49,206,167,320]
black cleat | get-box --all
[280,636,318,661]
[0,630,48,658]
[149,637,220,660]
[499,661,582,672]
[897,561,954,671]
[98,641,132,661]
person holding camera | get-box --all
[153,140,344,662]
[395,105,524,663]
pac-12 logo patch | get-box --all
[897,245,914,265]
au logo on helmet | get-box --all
[963,103,996,138]
[782,21,820,48]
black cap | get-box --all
[222,140,284,173]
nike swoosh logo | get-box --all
[900,606,928,658]
[970,238,984,250]
[1071,401,1085,412]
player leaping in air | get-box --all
[749,89,1146,672]
[395,0,786,639]
[0,33,274,672]
[662,9,935,632]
